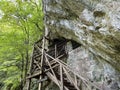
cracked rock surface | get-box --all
[43,0,120,89]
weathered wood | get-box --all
[38,37,45,90]
[37,76,48,83]
[44,54,61,87]
[26,72,42,79]
[60,64,63,90]
[27,63,59,79]
[63,67,80,90]
[46,72,60,87]
[74,75,78,87]
[45,72,70,90]
[26,79,31,90]
[44,64,59,73]
[55,44,57,58]
[27,37,102,90]
[45,53,78,90]
[45,53,101,89]
[34,59,41,70]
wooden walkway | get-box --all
[26,37,101,90]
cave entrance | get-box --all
[47,38,68,59]
[71,40,81,49]
[27,36,105,90]
[47,38,81,58]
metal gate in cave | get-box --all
[26,37,101,90]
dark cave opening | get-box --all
[50,38,81,50]
[49,38,81,54]
[71,40,81,49]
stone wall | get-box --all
[43,0,120,89]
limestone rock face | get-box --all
[43,0,120,90]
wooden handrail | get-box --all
[45,53,101,90]
[28,37,102,90]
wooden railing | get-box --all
[26,37,102,90]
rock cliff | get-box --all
[43,0,120,90]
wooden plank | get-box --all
[34,45,42,52]
[55,44,57,58]
[45,53,66,66]
[45,53,101,89]
[38,37,45,90]
[60,64,63,90]
[45,53,79,89]
[46,72,60,86]
[74,75,78,87]
[26,79,31,90]
[35,65,57,79]
[33,54,41,59]
[44,54,61,87]
[34,39,101,90]
[45,54,56,76]
[46,72,68,90]
[49,60,57,65]
[44,64,59,73]
[34,60,41,70]
[26,72,42,79]
[63,67,80,90]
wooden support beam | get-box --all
[33,54,41,59]
[26,63,59,80]
[60,64,63,90]
[74,75,78,87]
[46,72,69,90]
[46,72,60,86]
[26,79,31,90]
[45,53,101,89]
[26,72,42,79]
[32,37,101,90]
[55,44,57,58]
[34,45,42,52]
[34,60,41,70]
[44,54,61,87]
[38,37,45,90]
[44,64,59,73]
[63,67,80,90]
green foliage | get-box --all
[0,0,43,90]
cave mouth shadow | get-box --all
[48,38,81,54]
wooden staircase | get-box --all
[55,72,77,90]
[26,37,101,90]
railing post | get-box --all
[26,78,31,90]
[38,37,45,90]
[60,64,63,90]
[55,44,57,58]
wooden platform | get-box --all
[26,37,102,90]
